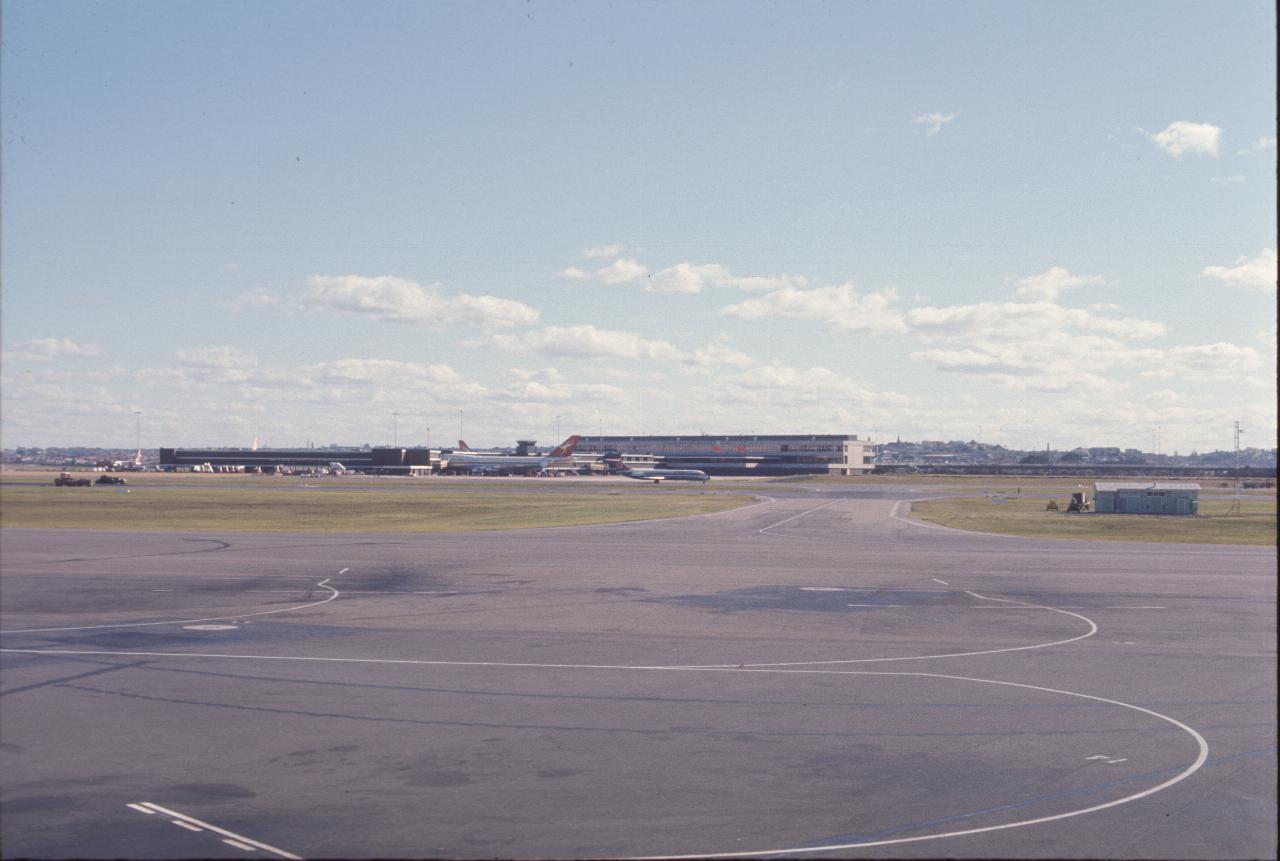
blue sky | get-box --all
[2,0,1275,453]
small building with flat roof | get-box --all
[1093,482,1200,515]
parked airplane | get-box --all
[443,435,582,475]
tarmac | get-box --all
[1,488,1275,859]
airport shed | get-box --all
[1093,482,1200,515]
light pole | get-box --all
[426,426,431,450]
[392,412,399,448]
[133,411,141,452]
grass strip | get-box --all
[909,495,1276,545]
[0,483,747,532]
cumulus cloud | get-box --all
[583,244,624,259]
[557,259,649,285]
[1013,267,1105,301]
[1201,248,1277,291]
[721,283,908,333]
[913,112,958,136]
[1134,342,1261,380]
[176,345,258,370]
[906,300,1165,340]
[482,325,756,368]
[1237,136,1277,155]
[304,275,539,327]
[648,262,809,294]
[2,337,103,362]
[488,325,685,361]
[1149,121,1221,157]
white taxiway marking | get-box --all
[126,803,154,814]
[86,664,1203,860]
[338,567,350,575]
[224,838,256,851]
[933,578,949,586]
[758,501,835,534]
[0,580,341,635]
[129,802,301,860]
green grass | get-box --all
[0,474,748,532]
[909,494,1276,545]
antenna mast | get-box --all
[1229,420,1243,515]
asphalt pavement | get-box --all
[1,491,1274,859]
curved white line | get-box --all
[0,579,340,635]
[672,590,1098,669]
[0,647,1208,858]
[624,670,1209,860]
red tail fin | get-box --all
[458,440,471,451]
[548,435,581,458]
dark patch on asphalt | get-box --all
[163,782,258,802]
[404,770,474,788]
[2,795,85,813]
[34,622,356,651]
[652,586,962,614]
[593,587,648,595]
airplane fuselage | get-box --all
[620,468,710,483]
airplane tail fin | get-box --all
[251,436,260,452]
[458,440,471,451]
[548,435,581,458]
[602,452,626,473]
[133,448,143,466]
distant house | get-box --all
[1093,482,1200,515]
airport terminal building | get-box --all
[578,434,874,476]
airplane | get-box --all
[603,453,709,483]
[442,435,582,475]
[619,467,711,484]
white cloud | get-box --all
[1237,136,1277,155]
[176,345,258,370]
[558,259,649,285]
[1013,266,1104,301]
[649,262,808,294]
[2,337,103,362]
[304,275,539,327]
[488,325,685,361]
[1150,121,1221,157]
[1134,343,1261,380]
[1201,248,1277,292]
[721,283,908,333]
[583,244,624,259]
[906,300,1165,340]
[595,258,649,284]
[913,112,958,136]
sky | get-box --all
[1,0,1275,453]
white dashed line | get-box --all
[129,802,302,860]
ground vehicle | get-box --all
[95,475,128,485]
[54,472,92,487]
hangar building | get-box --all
[577,434,874,476]
[1093,482,1200,515]
[159,447,432,474]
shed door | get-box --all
[1176,496,1190,515]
